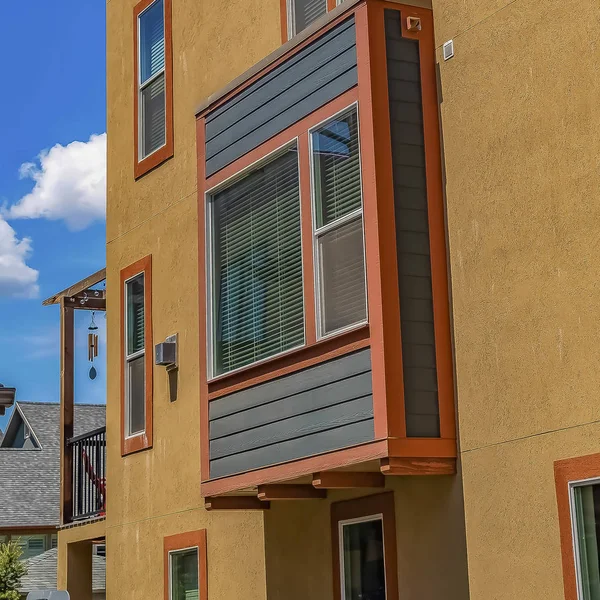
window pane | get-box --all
[126,274,145,356]
[139,0,164,83]
[127,355,145,435]
[171,548,199,600]
[294,0,327,34]
[312,108,362,228]
[211,147,304,375]
[574,484,600,600]
[141,73,166,157]
[342,519,386,600]
[318,217,366,335]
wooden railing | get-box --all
[67,426,106,521]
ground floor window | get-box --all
[332,493,398,600]
[164,530,207,600]
[572,482,600,599]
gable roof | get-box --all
[20,548,105,594]
[0,402,105,528]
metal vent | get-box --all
[443,40,454,61]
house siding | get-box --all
[209,349,374,479]
[205,16,358,177]
[384,9,439,438]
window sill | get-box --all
[134,143,174,179]
[207,324,370,400]
[122,431,152,456]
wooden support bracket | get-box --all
[257,484,327,501]
[380,457,456,476]
[204,496,269,511]
[312,471,385,489]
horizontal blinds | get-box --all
[295,0,327,33]
[141,73,166,156]
[140,0,165,84]
[212,147,304,375]
[313,108,362,228]
[318,217,366,333]
[126,274,145,356]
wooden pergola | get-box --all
[43,268,106,524]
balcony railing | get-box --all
[67,426,106,521]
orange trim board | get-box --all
[120,255,153,456]
[555,453,600,600]
[164,530,208,600]
[133,0,174,179]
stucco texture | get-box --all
[264,476,469,600]
[434,0,600,596]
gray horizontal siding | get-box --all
[205,17,357,177]
[208,349,374,479]
[385,9,440,438]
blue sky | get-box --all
[0,1,107,432]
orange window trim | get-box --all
[133,0,174,179]
[555,453,600,600]
[331,492,399,600]
[164,530,208,600]
[120,255,153,456]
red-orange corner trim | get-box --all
[133,0,174,179]
[120,255,153,456]
[555,453,600,600]
[331,492,399,600]
[164,530,208,600]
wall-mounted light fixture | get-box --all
[155,333,178,372]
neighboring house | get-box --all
[51,0,600,600]
[0,402,105,597]
[20,548,105,600]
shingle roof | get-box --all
[19,548,105,593]
[0,402,105,528]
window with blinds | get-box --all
[209,145,304,376]
[125,273,146,435]
[289,0,327,38]
[170,548,199,600]
[138,0,166,159]
[311,106,367,337]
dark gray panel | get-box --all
[205,17,357,177]
[210,419,374,479]
[385,9,440,438]
[211,370,372,439]
[210,348,371,419]
[211,394,373,460]
[208,349,374,479]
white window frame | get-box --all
[205,139,306,381]
[286,0,329,40]
[338,513,387,600]
[569,476,600,600]
[24,425,30,440]
[168,545,200,600]
[137,0,167,161]
[309,102,368,340]
[124,271,146,438]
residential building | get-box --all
[0,401,105,598]
[57,0,600,598]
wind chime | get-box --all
[88,311,99,380]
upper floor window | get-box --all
[125,273,146,436]
[134,0,173,178]
[287,0,327,38]
[208,145,304,377]
[120,255,153,455]
[206,104,367,378]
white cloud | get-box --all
[0,215,39,298]
[6,133,106,231]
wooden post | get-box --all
[60,297,74,525]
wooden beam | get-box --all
[257,485,327,501]
[43,268,106,306]
[63,297,106,312]
[312,471,385,489]
[60,298,74,525]
[380,457,456,476]
[204,496,269,511]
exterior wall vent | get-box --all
[443,40,454,61]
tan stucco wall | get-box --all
[434,0,600,596]
[264,476,469,600]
